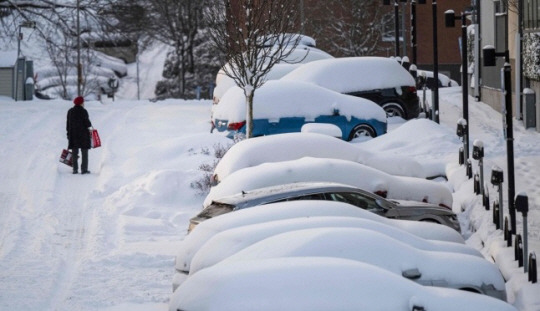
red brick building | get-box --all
[300,0,472,82]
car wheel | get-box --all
[382,102,406,118]
[348,124,376,141]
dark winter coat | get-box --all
[66,105,92,149]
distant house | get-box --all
[0,51,34,101]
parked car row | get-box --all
[170,130,515,311]
[211,56,422,140]
[171,200,513,311]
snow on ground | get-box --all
[0,41,539,309]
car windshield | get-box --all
[198,202,234,219]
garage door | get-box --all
[0,68,13,97]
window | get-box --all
[326,192,381,211]
[285,193,325,201]
[524,0,540,30]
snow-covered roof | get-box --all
[205,157,453,207]
[189,215,481,276]
[175,201,465,274]
[212,132,427,182]
[213,46,333,102]
[281,56,416,93]
[0,51,18,67]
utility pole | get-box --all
[77,0,82,97]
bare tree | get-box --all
[304,0,392,57]
[205,0,302,138]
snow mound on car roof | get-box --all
[281,56,416,93]
[212,132,426,182]
[213,80,386,123]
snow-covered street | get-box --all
[0,86,539,310]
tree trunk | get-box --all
[245,91,254,138]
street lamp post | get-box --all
[411,0,417,64]
[15,20,35,102]
[77,0,82,97]
[483,46,517,235]
[445,9,471,160]
[383,0,408,57]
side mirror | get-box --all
[483,46,496,67]
[402,268,422,279]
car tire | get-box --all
[348,124,376,141]
[382,102,406,118]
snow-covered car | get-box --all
[192,182,460,232]
[216,227,506,300]
[212,132,429,183]
[169,257,517,311]
[176,215,481,291]
[281,56,420,119]
[174,201,466,289]
[212,80,387,140]
[416,70,459,90]
[204,157,453,209]
[212,34,333,104]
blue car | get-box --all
[212,80,387,141]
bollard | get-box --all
[474,173,480,194]
[456,119,468,163]
[515,193,529,272]
[484,184,490,210]
[491,166,504,230]
[472,140,485,198]
[529,252,537,283]
[493,200,500,229]
[516,234,523,267]
[504,217,512,246]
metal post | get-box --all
[461,14,469,160]
[77,0,82,97]
[395,1,400,57]
[411,0,417,64]
[401,1,407,57]
[432,0,439,123]
[503,54,516,235]
[515,193,529,272]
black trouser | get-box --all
[72,148,88,173]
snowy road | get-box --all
[0,99,229,310]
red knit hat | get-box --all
[73,96,84,105]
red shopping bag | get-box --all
[90,129,101,148]
[59,149,73,167]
